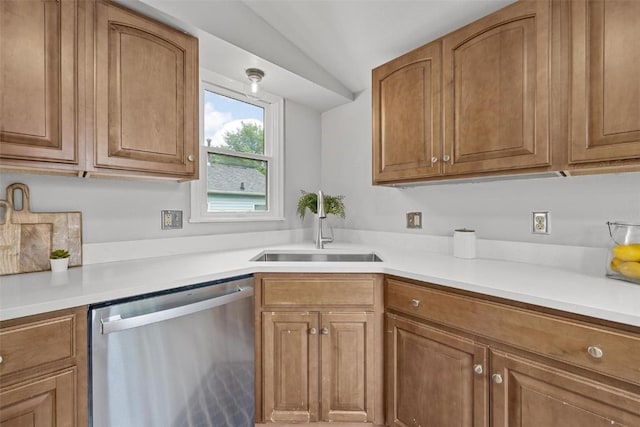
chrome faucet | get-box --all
[315,190,334,249]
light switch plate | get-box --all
[161,210,183,230]
[406,212,422,229]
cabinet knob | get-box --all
[473,364,483,375]
[410,299,420,308]
[187,154,195,162]
[431,157,439,164]
[309,328,317,335]
[492,374,503,384]
[320,327,329,335]
[587,346,603,359]
[0,355,3,364]
[442,154,451,162]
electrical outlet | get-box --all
[532,211,549,234]
[406,212,422,229]
[161,210,183,230]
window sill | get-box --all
[189,215,287,223]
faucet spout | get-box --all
[315,190,333,249]
[317,190,327,218]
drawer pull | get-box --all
[410,299,421,308]
[320,327,329,335]
[587,346,603,359]
[309,328,317,335]
[492,374,503,384]
[473,364,483,375]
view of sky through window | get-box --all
[203,90,264,153]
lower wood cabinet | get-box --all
[386,314,488,427]
[385,277,640,427]
[491,350,640,427]
[255,273,384,425]
[0,307,87,427]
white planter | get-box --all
[50,258,69,272]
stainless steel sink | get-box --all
[251,251,383,262]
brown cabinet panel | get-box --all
[491,350,640,427]
[570,0,640,163]
[443,0,551,175]
[0,315,75,378]
[94,0,198,178]
[386,314,488,427]
[386,278,640,386]
[320,313,374,423]
[0,0,78,165]
[372,41,442,182]
[262,276,376,308]
[0,369,76,427]
[262,312,319,423]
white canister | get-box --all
[453,229,477,259]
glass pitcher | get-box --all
[607,221,640,285]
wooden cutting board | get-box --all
[0,183,82,275]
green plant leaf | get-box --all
[297,190,346,220]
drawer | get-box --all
[386,278,640,385]
[0,314,76,377]
[262,275,376,308]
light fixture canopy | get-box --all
[245,68,265,94]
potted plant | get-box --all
[50,249,70,272]
[296,190,346,220]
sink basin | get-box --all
[251,251,383,262]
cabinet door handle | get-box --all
[309,328,317,335]
[320,327,329,335]
[442,154,451,162]
[431,156,439,164]
[587,346,603,359]
[410,299,420,308]
[0,355,3,364]
[187,154,195,162]
[492,374,503,384]
[473,364,483,375]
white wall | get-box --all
[321,89,640,248]
[0,100,321,243]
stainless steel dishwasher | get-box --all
[89,275,254,427]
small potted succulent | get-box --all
[50,249,70,272]
[296,190,346,220]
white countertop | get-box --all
[1,242,640,327]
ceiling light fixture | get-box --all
[246,68,265,94]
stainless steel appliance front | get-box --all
[90,275,254,427]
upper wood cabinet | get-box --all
[372,0,553,184]
[569,0,640,165]
[442,0,551,176]
[0,0,81,171]
[0,0,199,180]
[91,1,199,179]
[372,41,442,182]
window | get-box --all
[191,70,284,222]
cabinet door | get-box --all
[0,0,78,165]
[263,312,318,423]
[320,312,375,423]
[570,0,640,163]
[372,41,442,183]
[386,314,488,427]
[94,1,198,178]
[0,368,76,427]
[491,350,640,427]
[443,0,551,175]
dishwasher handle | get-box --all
[101,286,254,334]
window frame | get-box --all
[190,69,284,223]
